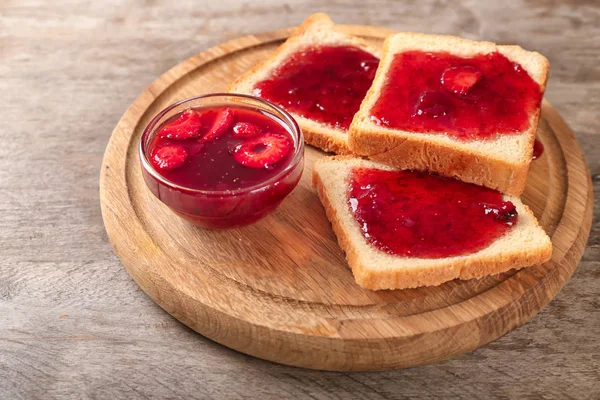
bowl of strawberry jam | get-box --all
[139,94,304,229]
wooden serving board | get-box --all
[100,25,593,371]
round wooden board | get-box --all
[100,25,593,371]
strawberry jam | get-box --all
[140,95,304,229]
[533,138,544,160]
[370,51,543,140]
[348,167,518,258]
[148,107,294,190]
[253,45,379,130]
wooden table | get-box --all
[1,0,598,398]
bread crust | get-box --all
[228,13,336,95]
[312,156,553,290]
[303,127,353,155]
[347,124,533,196]
[348,33,550,196]
[227,13,380,155]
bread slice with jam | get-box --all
[312,156,552,290]
[348,32,550,196]
[228,13,380,154]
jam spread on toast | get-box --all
[370,51,542,140]
[254,45,379,130]
[348,167,518,258]
[148,106,294,190]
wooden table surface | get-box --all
[1,0,598,398]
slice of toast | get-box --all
[312,156,553,290]
[348,33,550,196]
[228,13,380,154]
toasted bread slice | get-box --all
[348,33,550,196]
[312,156,552,290]
[228,13,380,154]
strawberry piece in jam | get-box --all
[441,66,483,96]
[348,167,518,258]
[200,108,234,143]
[159,109,202,140]
[232,122,262,138]
[151,145,188,171]
[233,133,292,169]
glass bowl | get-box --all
[139,93,304,229]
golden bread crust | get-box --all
[348,124,534,196]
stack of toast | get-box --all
[229,13,552,290]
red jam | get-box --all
[148,107,294,190]
[348,167,518,258]
[370,51,543,140]
[253,45,379,130]
[142,104,303,229]
[533,138,544,160]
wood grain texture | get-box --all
[1,0,599,398]
[99,25,591,371]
